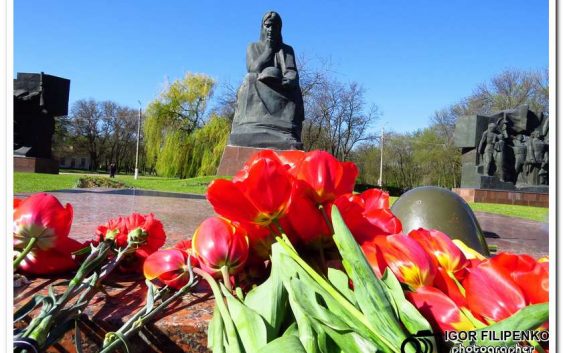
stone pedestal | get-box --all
[14,156,59,174]
[453,188,549,207]
[216,145,296,176]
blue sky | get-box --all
[14,0,548,133]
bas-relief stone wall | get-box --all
[454,105,548,192]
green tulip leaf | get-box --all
[257,335,308,353]
[197,270,242,353]
[469,303,549,347]
[381,268,433,335]
[208,304,225,353]
[244,252,289,339]
[273,244,321,353]
[321,325,379,353]
[327,267,357,307]
[282,322,299,337]
[331,206,409,352]
[221,283,269,352]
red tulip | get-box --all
[192,217,249,277]
[334,189,402,244]
[406,286,481,334]
[207,150,293,227]
[408,228,469,273]
[17,236,85,275]
[362,234,436,289]
[278,150,306,175]
[279,180,332,247]
[295,150,358,204]
[13,193,82,274]
[144,249,192,289]
[463,260,527,323]
[13,193,74,251]
[489,253,549,304]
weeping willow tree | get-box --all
[183,114,231,177]
[144,73,221,178]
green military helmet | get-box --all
[390,186,490,257]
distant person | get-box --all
[109,163,117,178]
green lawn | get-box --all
[115,175,221,194]
[14,173,548,222]
[14,172,87,193]
[14,172,224,195]
[467,202,549,223]
[389,196,548,223]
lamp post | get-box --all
[134,101,141,180]
[378,125,384,187]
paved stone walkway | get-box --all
[15,188,550,258]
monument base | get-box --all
[14,156,59,174]
[228,129,303,150]
[452,188,548,208]
[217,145,298,176]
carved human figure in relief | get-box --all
[513,134,528,183]
[228,11,304,149]
[478,123,501,176]
[524,131,545,185]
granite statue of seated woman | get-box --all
[228,11,304,149]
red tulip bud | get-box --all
[192,217,249,277]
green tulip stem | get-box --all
[18,241,133,351]
[221,265,233,292]
[318,204,335,235]
[13,237,38,269]
[194,267,242,353]
[99,269,198,353]
[275,235,395,352]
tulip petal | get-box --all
[335,161,359,196]
[13,193,74,250]
[241,156,292,222]
[361,188,389,210]
[463,260,527,322]
[406,286,478,333]
[278,150,306,175]
[143,249,188,280]
[207,179,261,224]
[409,228,468,273]
[490,253,549,304]
[192,217,249,276]
[362,234,436,288]
[298,150,344,203]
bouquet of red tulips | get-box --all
[147,149,548,352]
[13,149,550,353]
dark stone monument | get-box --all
[14,72,70,174]
[453,105,549,207]
[217,11,303,175]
